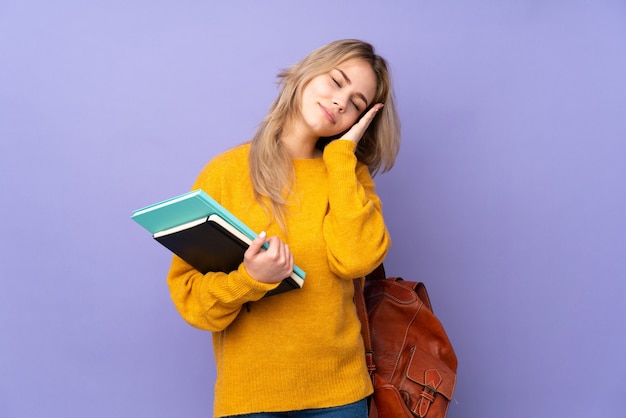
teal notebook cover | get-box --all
[131,189,306,280]
[132,190,221,234]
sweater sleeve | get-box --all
[166,154,279,332]
[322,140,391,279]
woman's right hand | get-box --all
[341,103,384,144]
[243,232,294,284]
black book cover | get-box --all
[155,217,301,297]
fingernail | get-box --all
[259,231,266,239]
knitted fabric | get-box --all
[167,139,390,416]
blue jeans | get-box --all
[224,398,368,418]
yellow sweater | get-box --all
[167,139,391,417]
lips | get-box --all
[319,103,336,124]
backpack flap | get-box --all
[404,345,456,417]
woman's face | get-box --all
[298,58,378,138]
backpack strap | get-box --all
[354,270,378,377]
[365,263,386,281]
[365,264,435,313]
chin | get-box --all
[317,130,350,149]
[318,124,350,139]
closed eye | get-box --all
[332,68,369,111]
[331,74,361,111]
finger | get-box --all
[343,103,383,143]
[264,235,280,255]
[245,231,267,257]
[267,237,290,268]
[286,246,294,271]
[274,238,290,267]
[359,103,384,127]
[277,244,294,278]
[283,244,292,268]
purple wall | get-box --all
[1,1,625,417]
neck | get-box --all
[280,120,321,159]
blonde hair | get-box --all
[249,39,401,227]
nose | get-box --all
[332,98,345,113]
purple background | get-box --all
[1,1,625,417]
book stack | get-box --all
[131,190,305,297]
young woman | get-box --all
[167,39,401,417]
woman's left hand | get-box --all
[341,103,384,144]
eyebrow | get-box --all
[336,68,369,107]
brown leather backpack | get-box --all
[354,265,458,418]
